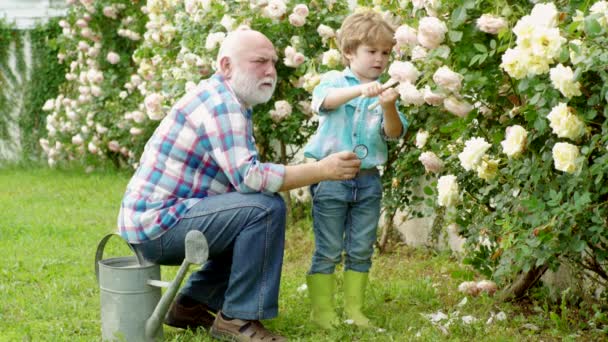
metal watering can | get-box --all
[95,230,208,341]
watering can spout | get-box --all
[144,230,209,340]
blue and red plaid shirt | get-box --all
[118,74,285,243]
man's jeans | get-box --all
[308,171,382,275]
[133,192,286,320]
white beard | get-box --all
[229,66,276,106]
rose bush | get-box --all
[40,0,608,295]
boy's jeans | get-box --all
[133,192,286,320]
[308,171,382,274]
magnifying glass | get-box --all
[353,144,368,160]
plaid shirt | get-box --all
[118,74,285,243]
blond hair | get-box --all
[337,11,396,66]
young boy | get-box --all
[303,11,408,329]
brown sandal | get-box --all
[210,311,286,341]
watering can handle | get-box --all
[95,233,147,283]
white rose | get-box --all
[317,24,336,40]
[437,175,459,207]
[549,64,582,98]
[205,32,226,51]
[552,142,580,174]
[500,47,530,79]
[397,82,425,106]
[475,157,499,181]
[220,15,236,31]
[321,49,341,68]
[264,0,287,19]
[293,4,309,17]
[458,137,491,171]
[433,66,463,93]
[417,17,448,49]
[72,134,84,145]
[500,125,527,157]
[530,2,559,28]
[419,151,444,173]
[388,61,420,84]
[394,24,418,47]
[547,102,585,140]
[415,130,429,149]
[444,96,472,118]
[289,13,306,27]
[411,45,428,60]
[269,100,292,122]
[144,93,163,114]
[423,86,445,106]
[591,1,608,27]
[476,14,508,34]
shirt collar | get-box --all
[342,67,380,83]
[212,73,252,113]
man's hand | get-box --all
[318,151,361,180]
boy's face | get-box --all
[345,43,392,83]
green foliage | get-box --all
[19,19,68,160]
[0,19,18,142]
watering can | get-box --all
[95,230,208,341]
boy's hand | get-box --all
[378,87,399,107]
[359,81,383,97]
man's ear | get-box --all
[219,56,232,78]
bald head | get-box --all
[216,29,276,74]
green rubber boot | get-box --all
[343,270,371,327]
[306,273,339,330]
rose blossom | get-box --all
[415,130,429,149]
[293,4,309,17]
[444,96,472,117]
[437,175,459,207]
[264,0,287,19]
[549,64,582,98]
[397,82,424,106]
[476,14,508,34]
[106,52,120,64]
[476,157,499,181]
[108,140,120,152]
[269,100,292,122]
[458,137,491,171]
[552,142,580,174]
[433,66,463,93]
[388,61,420,84]
[501,125,527,157]
[417,17,448,49]
[394,24,418,47]
[419,151,444,173]
[547,102,585,140]
[289,13,306,27]
[321,49,341,68]
[423,86,445,106]
[411,46,428,60]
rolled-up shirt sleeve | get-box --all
[204,110,285,193]
[311,70,344,115]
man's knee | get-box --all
[259,193,286,218]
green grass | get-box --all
[1,167,606,341]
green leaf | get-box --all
[423,186,434,196]
[584,17,602,36]
[474,43,487,53]
[448,30,463,42]
[451,6,468,28]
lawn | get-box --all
[0,167,605,341]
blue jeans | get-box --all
[133,192,286,320]
[308,171,382,274]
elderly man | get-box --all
[117,29,361,341]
